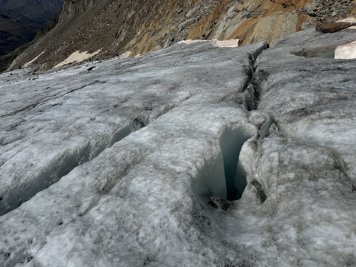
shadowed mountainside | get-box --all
[0,0,63,71]
[0,0,63,24]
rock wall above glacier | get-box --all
[8,0,356,71]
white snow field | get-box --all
[54,50,102,68]
[335,40,356,59]
[0,28,356,266]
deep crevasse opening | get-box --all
[193,125,255,203]
[220,127,254,201]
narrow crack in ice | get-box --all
[0,80,106,118]
[219,44,268,201]
[194,43,269,205]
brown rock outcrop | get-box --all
[316,21,354,33]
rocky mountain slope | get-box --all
[9,0,356,71]
[0,26,355,266]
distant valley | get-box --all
[0,0,63,71]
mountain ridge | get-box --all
[9,0,356,72]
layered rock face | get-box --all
[0,27,355,266]
[9,0,356,71]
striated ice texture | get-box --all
[0,28,355,266]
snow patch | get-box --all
[213,39,239,48]
[54,50,101,68]
[23,51,45,68]
[337,17,356,25]
[178,39,206,45]
[336,16,356,29]
[119,51,132,58]
[178,39,239,48]
[335,40,356,59]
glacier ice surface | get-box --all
[0,29,356,266]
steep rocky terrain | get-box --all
[9,0,356,71]
[0,26,355,266]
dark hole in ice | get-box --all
[23,256,33,263]
[219,128,252,201]
[193,127,253,205]
[207,199,218,209]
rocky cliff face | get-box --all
[9,0,356,71]
[0,26,355,266]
